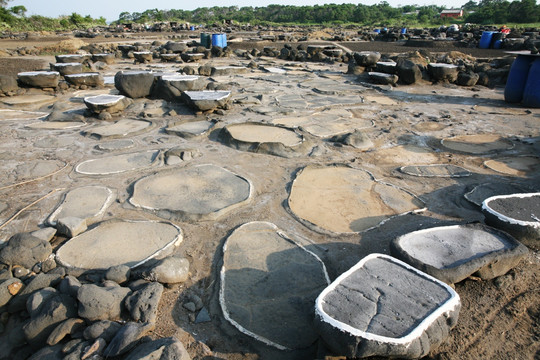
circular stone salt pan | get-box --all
[54,62,81,67]
[184,90,230,101]
[161,74,199,82]
[84,95,125,105]
[400,164,471,178]
[225,123,303,147]
[441,134,514,154]
[18,71,59,76]
[66,72,100,78]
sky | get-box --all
[8,0,468,22]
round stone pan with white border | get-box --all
[482,193,540,242]
[181,90,231,111]
[220,221,330,350]
[82,119,154,139]
[165,119,216,139]
[75,150,162,175]
[314,254,460,359]
[464,182,537,207]
[441,134,514,154]
[390,223,528,284]
[218,122,313,158]
[288,165,425,234]
[0,109,48,121]
[46,186,116,226]
[399,164,471,178]
[55,219,182,271]
[129,164,252,222]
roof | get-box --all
[441,9,463,14]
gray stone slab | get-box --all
[465,182,537,207]
[165,120,216,138]
[441,134,514,154]
[391,223,529,284]
[129,164,252,221]
[65,73,104,87]
[483,192,540,242]
[288,165,425,234]
[75,150,162,175]
[220,221,329,350]
[1,94,56,109]
[95,139,135,152]
[25,121,86,130]
[219,122,312,158]
[400,164,471,178]
[182,90,231,111]
[55,219,182,271]
[84,94,132,114]
[18,71,60,88]
[0,109,48,121]
[82,119,153,139]
[314,254,460,359]
[46,186,116,226]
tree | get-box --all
[9,5,25,16]
[0,0,11,8]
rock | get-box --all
[397,59,422,84]
[0,74,19,94]
[77,284,131,321]
[183,302,196,312]
[376,61,397,74]
[198,64,212,76]
[165,41,188,53]
[314,254,460,358]
[27,287,58,318]
[0,232,53,268]
[152,74,206,102]
[18,71,60,88]
[457,71,480,86]
[83,320,122,342]
[27,344,64,360]
[13,266,29,278]
[84,94,132,114]
[105,265,131,284]
[332,130,373,150]
[368,72,399,86]
[137,256,189,284]
[114,71,155,98]
[8,273,63,313]
[92,53,115,64]
[58,276,81,298]
[47,318,86,345]
[63,339,92,360]
[211,66,247,76]
[183,66,196,75]
[391,223,529,284]
[23,293,78,349]
[124,336,191,360]
[56,217,88,238]
[0,278,23,310]
[55,54,90,63]
[353,51,381,67]
[65,73,104,87]
[133,51,153,63]
[428,63,459,82]
[181,90,231,111]
[195,308,211,323]
[31,227,57,242]
[81,337,106,359]
[51,63,83,76]
[103,322,154,357]
[124,282,163,323]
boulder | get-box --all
[103,322,154,357]
[376,61,397,74]
[457,71,480,86]
[92,53,115,64]
[46,318,86,345]
[152,74,206,102]
[165,42,188,53]
[18,71,60,88]
[136,256,189,284]
[353,51,381,67]
[181,90,231,111]
[84,94,132,114]
[368,71,399,86]
[64,73,104,87]
[0,278,23,310]
[124,337,191,360]
[27,287,58,318]
[114,71,155,98]
[56,216,88,238]
[0,74,18,94]
[428,63,459,82]
[124,281,164,323]
[83,320,122,342]
[133,51,153,63]
[8,273,63,313]
[77,284,131,321]
[0,232,52,268]
[397,59,422,84]
[51,63,83,76]
[105,264,131,284]
[55,54,90,63]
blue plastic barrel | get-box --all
[522,58,540,108]
[493,40,502,49]
[374,29,380,33]
[212,34,221,47]
[504,55,534,103]
[479,31,494,49]
[401,28,407,34]
[190,26,195,31]
[221,33,227,48]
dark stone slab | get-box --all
[391,223,529,284]
[314,254,460,359]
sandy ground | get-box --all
[0,32,539,360]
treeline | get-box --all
[0,3,106,31]
[116,0,540,25]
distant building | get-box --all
[440,9,464,18]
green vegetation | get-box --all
[113,0,540,26]
[0,0,106,31]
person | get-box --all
[500,25,510,34]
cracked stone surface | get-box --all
[75,150,162,175]
[129,164,252,221]
[220,221,329,350]
[391,223,529,284]
[55,219,182,270]
[288,165,424,233]
[315,254,460,358]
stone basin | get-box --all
[84,94,132,114]
[441,134,514,154]
[65,73,104,87]
[314,254,460,359]
[83,119,153,139]
[483,192,540,242]
[165,120,216,138]
[55,54,90,63]
[182,90,231,111]
[51,62,83,76]
[18,71,60,88]
[129,164,252,221]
